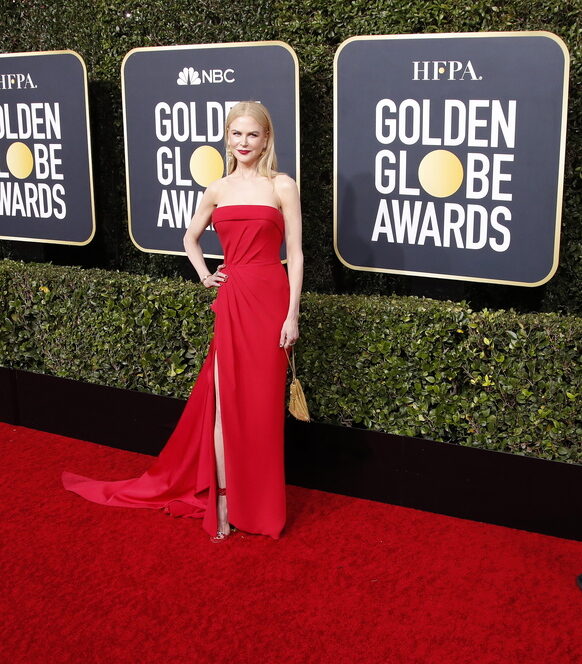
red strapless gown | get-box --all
[62,205,290,539]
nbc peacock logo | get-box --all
[176,66,235,86]
[177,67,201,85]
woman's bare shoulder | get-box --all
[273,172,298,194]
[205,177,229,201]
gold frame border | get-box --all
[333,31,570,287]
[121,40,301,259]
[0,49,96,247]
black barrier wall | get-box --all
[2,367,580,541]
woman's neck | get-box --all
[233,162,261,179]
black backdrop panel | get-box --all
[123,42,299,257]
[335,33,569,286]
[0,51,94,245]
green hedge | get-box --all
[1,259,580,464]
[0,0,581,314]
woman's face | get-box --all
[227,115,268,168]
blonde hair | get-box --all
[224,101,278,177]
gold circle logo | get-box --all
[418,150,464,198]
[189,146,224,188]
[6,142,34,179]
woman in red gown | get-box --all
[62,102,304,541]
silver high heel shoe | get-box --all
[210,487,236,542]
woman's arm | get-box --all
[276,174,304,347]
[183,181,226,288]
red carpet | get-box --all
[1,421,581,663]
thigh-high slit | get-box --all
[213,350,226,490]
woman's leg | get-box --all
[213,351,230,535]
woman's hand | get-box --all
[279,316,299,349]
[202,264,228,288]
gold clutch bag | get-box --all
[284,347,310,422]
